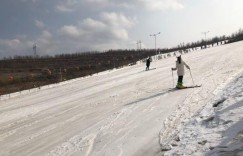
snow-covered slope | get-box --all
[0,41,243,156]
[164,70,243,156]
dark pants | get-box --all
[146,64,150,70]
[178,76,183,84]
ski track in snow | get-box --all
[0,41,243,156]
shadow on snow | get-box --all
[125,88,182,106]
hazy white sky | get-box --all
[0,0,243,58]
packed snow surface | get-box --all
[164,70,243,156]
[0,41,243,156]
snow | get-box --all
[0,41,243,156]
[164,70,243,156]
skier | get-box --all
[171,55,190,89]
[146,56,152,71]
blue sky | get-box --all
[0,0,243,58]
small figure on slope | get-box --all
[171,55,190,89]
[146,56,152,71]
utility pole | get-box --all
[150,32,161,55]
[136,40,139,50]
[33,42,37,57]
[202,31,210,48]
[136,40,142,50]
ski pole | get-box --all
[189,69,195,86]
[172,69,174,88]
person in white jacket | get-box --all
[171,55,190,89]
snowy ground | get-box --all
[164,70,243,156]
[0,41,243,156]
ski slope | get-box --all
[164,62,243,156]
[1,41,243,156]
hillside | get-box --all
[0,38,230,96]
[0,41,243,156]
[0,49,154,95]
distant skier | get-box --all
[146,56,152,71]
[171,55,190,89]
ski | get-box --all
[176,85,202,90]
[145,68,156,71]
[168,85,201,91]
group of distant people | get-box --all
[145,55,190,89]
